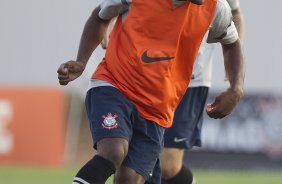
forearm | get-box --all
[232,8,245,42]
[222,40,245,97]
[76,6,110,66]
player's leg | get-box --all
[161,87,209,184]
[73,138,128,184]
[160,148,192,183]
[115,114,165,184]
[73,86,135,184]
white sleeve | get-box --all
[226,0,240,11]
[98,0,131,20]
[207,0,239,44]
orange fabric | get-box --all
[93,0,217,127]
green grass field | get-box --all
[0,166,281,184]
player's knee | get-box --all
[98,147,127,167]
[161,150,183,179]
[97,138,129,167]
[161,156,182,178]
[162,164,180,179]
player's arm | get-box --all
[206,0,245,119]
[206,40,244,119]
[227,0,245,42]
[75,7,110,67]
[57,0,130,85]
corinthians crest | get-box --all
[101,112,119,129]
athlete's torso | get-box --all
[93,0,218,127]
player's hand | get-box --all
[206,88,243,119]
[57,60,85,86]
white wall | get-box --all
[211,0,282,93]
[0,0,281,93]
[0,0,101,89]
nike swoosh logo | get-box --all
[141,50,175,63]
[174,137,187,143]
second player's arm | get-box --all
[206,0,245,119]
[222,40,244,96]
[213,1,245,117]
[232,6,245,42]
[206,40,245,119]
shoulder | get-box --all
[207,0,239,44]
[212,0,232,34]
[216,0,232,13]
[226,0,240,10]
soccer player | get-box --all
[57,0,245,184]
[159,0,245,184]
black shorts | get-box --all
[164,87,209,149]
[85,86,165,182]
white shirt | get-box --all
[90,0,239,89]
[227,0,240,11]
[189,0,240,87]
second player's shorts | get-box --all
[85,86,165,182]
[164,87,209,149]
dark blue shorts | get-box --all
[164,87,209,149]
[85,86,165,182]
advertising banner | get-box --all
[202,94,282,159]
[0,87,66,167]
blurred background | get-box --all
[0,0,282,183]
